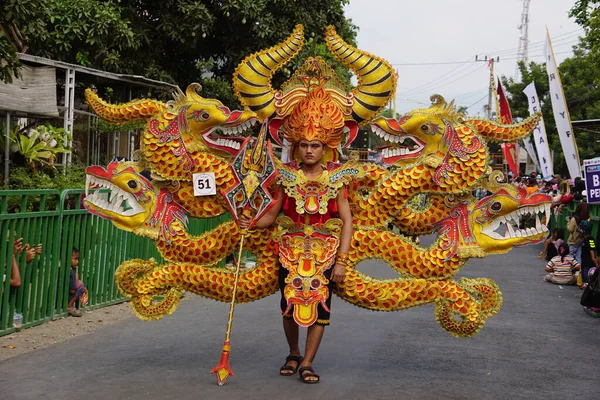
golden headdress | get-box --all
[233,24,397,162]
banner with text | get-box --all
[545,30,581,179]
[584,158,600,204]
[522,137,541,172]
[523,82,554,179]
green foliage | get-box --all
[95,120,145,135]
[0,0,138,82]
[569,1,600,26]
[14,125,71,171]
[7,164,87,211]
[9,164,87,191]
[0,35,21,83]
[0,0,51,82]
[0,123,19,155]
[2,0,357,101]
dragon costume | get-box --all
[84,25,551,340]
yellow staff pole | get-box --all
[211,210,250,385]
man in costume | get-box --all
[239,94,353,383]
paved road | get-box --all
[1,241,598,400]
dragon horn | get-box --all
[325,25,397,126]
[85,88,167,124]
[465,113,541,142]
[233,25,305,120]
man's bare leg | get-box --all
[281,317,301,375]
[299,324,325,382]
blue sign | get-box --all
[584,158,600,204]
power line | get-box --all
[401,60,478,94]
[465,93,489,110]
[391,39,579,68]
[480,28,584,56]
[452,87,489,100]
[387,30,583,66]
[404,63,487,96]
[391,60,474,66]
[397,57,475,93]
[502,49,574,60]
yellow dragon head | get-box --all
[84,161,188,244]
[370,95,539,168]
[85,84,258,159]
[435,173,552,259]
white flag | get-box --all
[544,30,581,179]
[522,137,541,172]
[523,82,554,180]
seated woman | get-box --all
[544,243,580,285]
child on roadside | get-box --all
[544,243,580,285]
[67,248,88,317]
[540,228,564,261]
[579,220,598,288]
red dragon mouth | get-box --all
[201,116,258,155]
[371,123,426,165]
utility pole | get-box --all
[475,55,500,119]
[516,0,531,80]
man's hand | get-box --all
[331,263,346,283]
[12,238,23,256]
[238,214,252,230]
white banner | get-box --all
[521,137,541,172]
[544,30,581,179]
[523,82,554,180]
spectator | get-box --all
[558,178,570,195]
[526,178,538,196]
[4,237,42,288]
[67,248,88,317]
[540,228,564,261]
[544,243,580,285]
[573,177,586,201]
[567,202,590,263]
[579,220,598,288]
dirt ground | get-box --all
[0,302,133,362]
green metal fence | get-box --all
[2,187,598,337]
[0,189,229,337]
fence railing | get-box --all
[2,187,598,337]
[0,189,228,337]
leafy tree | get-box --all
[0,0,138,82]
[1,0,357,105]
[0,0,50,83]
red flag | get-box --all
[497,78,519,177]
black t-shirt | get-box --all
[581,236,597,267]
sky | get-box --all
[344,0,583,115]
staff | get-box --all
[211,120,278,385]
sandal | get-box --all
[280,355,303,376]
[68,309,83,317]
[299,366,320,384]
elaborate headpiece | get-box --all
[233,25,397,161]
